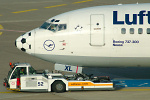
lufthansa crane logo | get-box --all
[43,40,55,51]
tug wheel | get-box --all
[52,81,66,93]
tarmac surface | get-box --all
[0,0,150,100]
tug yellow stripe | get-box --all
[68,81,113,86]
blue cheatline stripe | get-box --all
[113,79,150,87]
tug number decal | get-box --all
[38,82,44,86]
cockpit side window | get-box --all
[40,22,51,29]
[58,24,67,31]
[48,24,67,32]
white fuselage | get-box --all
[15,3,150,67]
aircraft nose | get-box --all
[15,35,25,52]
[15,31,35,54]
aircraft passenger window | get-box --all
[58,24,67,31]
[121,28,126,34]
[40,22,51,29]
[147,28,150,34]
[138,28,143,34]
[130,28,134,34]
[48,24,58,32]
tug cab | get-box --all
[3,63,36,89]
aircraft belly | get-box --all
[34,54,150,67]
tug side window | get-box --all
[29,67,36,74]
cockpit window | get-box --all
[40,22,51,29]
[58,24,67,31]
[48,24,67,32]
[48,24,58,32]
[40,22,67,32]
